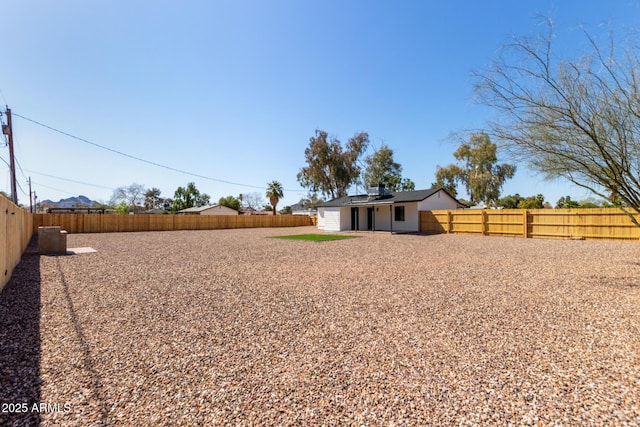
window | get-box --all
[394,206,405,221]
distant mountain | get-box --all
[40,195,94,208]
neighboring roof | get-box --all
[318,188,457,208]
[292,208,317,215]
[177,204,237,213]
[243,210,273,215]
[143,208,168,214]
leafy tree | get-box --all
[144,187,163,210]
[161,198,173,211]
[297,130,369,199]
[265,181,284,216]
[578,199,601,208]
[497,193,524,209]
[280,205,292,214]
[219,195,241,211]
[432,165,462,197]
[114,200,129,215]
[557,196,608,208]
[172,182,210,212]
[172,187,192,212]
[433,132,516,204]
[518,194,546,209]
[363,144,402,190]
[476,18,640,225]
[400,178,416,191]
[298,194,325,209]
[556,196,580,209]
[111,183,146,212]
[362,145,416,192]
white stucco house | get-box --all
[176,204,239,215]
[317,186,465,232]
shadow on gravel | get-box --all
[0,236,42,426]
[55,257,111,424]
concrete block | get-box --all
[38,226,68,255]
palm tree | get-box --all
[265,181,284,215]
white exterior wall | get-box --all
[317,208,326,229]
[319,207,342,231]
[339,207,351,231]
[372,205,393,231]
[417,190,460,211]
[392,203,419,232]
[368,203,420,232]
[354,206,374,231]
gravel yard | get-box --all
[1,226,640,425]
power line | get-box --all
[0,154,15,197]
[13,112,305,193]
[15,176,27,196]
[14,156,27,181]
[4,144,27,196]
[32,181,80,197]
[25,169,115,190]
[7,165,111,200]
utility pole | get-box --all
[29,176,33,213]
[2,107,17,204]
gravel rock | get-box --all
[1,227,639,425]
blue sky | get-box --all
[2,0,639,208]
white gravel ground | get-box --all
[1,226,639,425]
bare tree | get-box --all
[476,18,640,224]
[241,192,265,212]
[111,183,146,212]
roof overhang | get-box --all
[318,188,463,208]
[346,199,394,206]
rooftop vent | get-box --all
[367,183,389,196]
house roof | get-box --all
[318,188,458,207]
[177,204,237,213]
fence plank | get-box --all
[32,213,314,234]
[1,195,34,291]
[420,208,640,242]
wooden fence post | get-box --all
[447,210,452,233]
[523,209,528,238]
[482,210,488,236]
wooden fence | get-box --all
[1,194,33,291]
[420,208,640,241]
[33,213,315,234]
